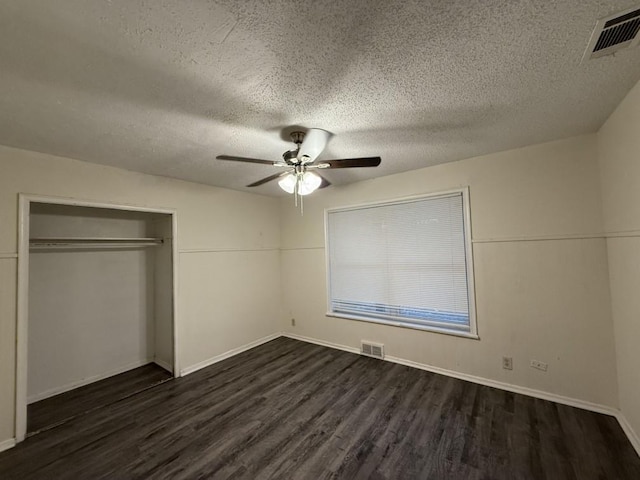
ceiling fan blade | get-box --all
[217,155,277,165]
[320,157,382,168]
[247,171,290,187]
[298,128,331,162]
[317,174,331,189]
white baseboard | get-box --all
[616,412,640,457]
[180,333,281,376]
[283,332,640,456]
[153,357,173,374]
[283,332,360,355]
[385,354,618,416]
[0,438,16,453]
[27,358,153,404]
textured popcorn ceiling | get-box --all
[1,0,639,195]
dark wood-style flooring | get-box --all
[1,337,638,479]
[27,363,172,435]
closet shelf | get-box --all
[29,237,164,249]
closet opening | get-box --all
[15,195,178,442]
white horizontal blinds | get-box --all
[327,193,470,331]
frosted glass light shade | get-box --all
[278,171,322,195]
[298,171,322,195]
[278,173,297,194]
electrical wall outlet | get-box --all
[291,318,296,326]
[502,356,513,370]
[530,359,548,371]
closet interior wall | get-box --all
[27,203,173,404]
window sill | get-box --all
[326,312,480,340]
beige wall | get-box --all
[598,79,640,442]
[0,145,282,445]
[281,134,619,408]
[28,248,155,401]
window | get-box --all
[325,188,477,338]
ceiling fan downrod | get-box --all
[283,131,306,164]
[290,131,305,146]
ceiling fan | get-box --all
[216,129,381,198]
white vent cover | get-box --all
[583,6,640,61]
[361,341,384,359]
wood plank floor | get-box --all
[1,337,638,479]
[27,363,172,435]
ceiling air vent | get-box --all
[584,6,640,60]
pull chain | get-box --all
[291,172,305,215]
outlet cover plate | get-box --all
[530,359,548,371]
[502,356,513,370]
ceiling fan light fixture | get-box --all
[277,171,322,195]
[278,173,297,194]
[298,171,322,195]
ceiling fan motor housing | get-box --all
[282,150,298,163]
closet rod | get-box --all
[29,237,164,249]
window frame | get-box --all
[324,187,478,339]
